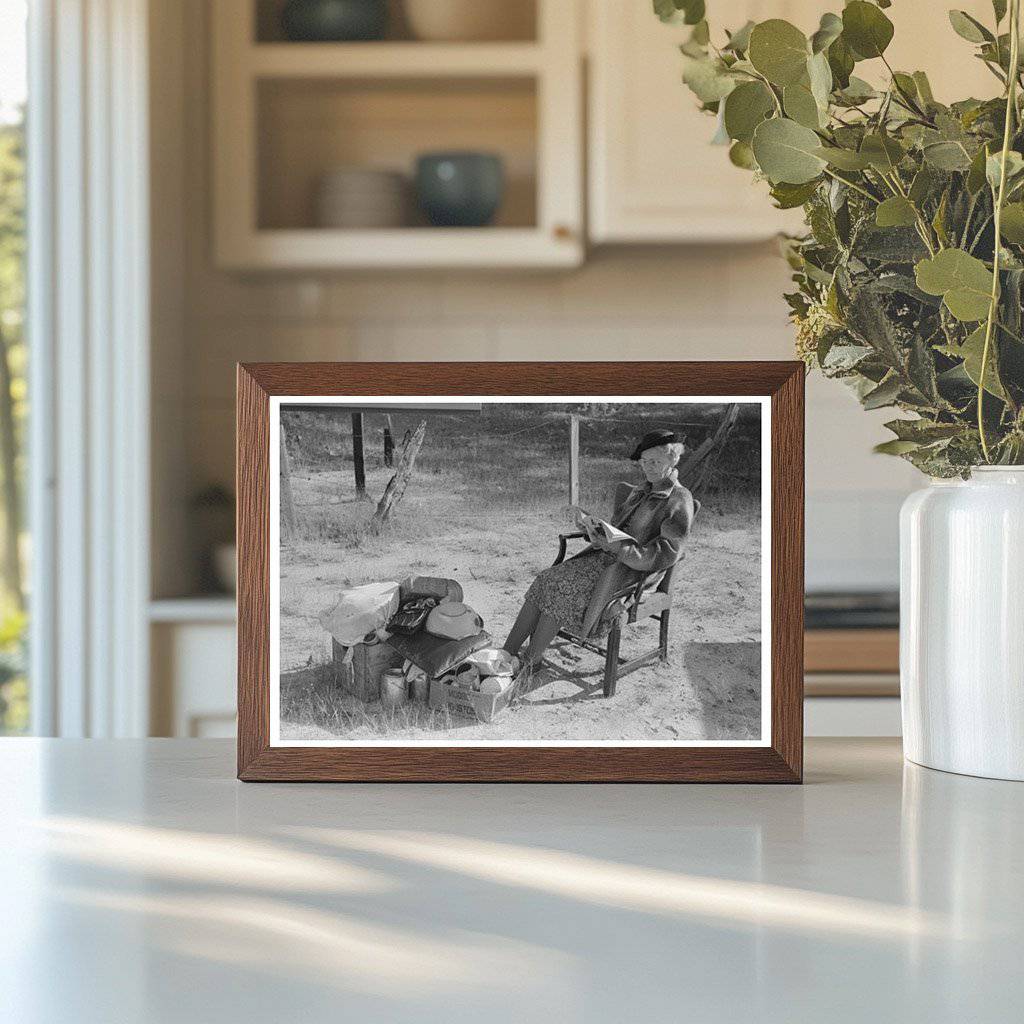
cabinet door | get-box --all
[588,1,814,243]
[588,1,1003,245]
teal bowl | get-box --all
[415,152,505,228]
[281,0,387,42]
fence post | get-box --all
[280,422,296,540]
[568,413,580,506]
[383,413,394,468]
[351,412,366,496]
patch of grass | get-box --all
[280,659,468,739]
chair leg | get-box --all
[604,622,621,698]
[659,610,670,661]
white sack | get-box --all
[319,581,400,647]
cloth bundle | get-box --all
[319,581,400,647]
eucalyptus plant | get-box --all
[659,0,1024,475]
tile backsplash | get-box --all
[173,247,917,594]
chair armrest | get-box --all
[553,532,588,566]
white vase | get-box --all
[900,467,1024,780]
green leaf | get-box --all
[810,12,843,54]
[994,0,1008,24]
[783,83,822,128]
[682,0,705,25]
[654,0,705,25]
[912,71,935,105]
[892,72,919,102]
[723,81,775,143]
[827,35,855,89]
[875,196,918,228]
[724,20,755,53]
[932,190,950,247]
[748,19,810,87]
[874,439,922,455]
[1000,202,1024,242]
[752,117,827,184]
[710,108,731,145]
[967,142,994,193]
[915,249,994,321]
[923,141,973,171]
[856,226,929,263]
[836,75,877,104]
[958,324,1007,398]
[986,150,1024,190]
[681,55,737,103]
[814,145,872,170]
[885,418,963,443]
[807,51,833,110]
[770,179,820,209]
[909,165,936,205]
[822,342,874,373]
[948,10,993,44]
[689,20,710,46]
[842,1,895,60]
[728,140,758,169]
[908,334,941,403]
[860,133,905,173]
[653,0,676,23]
[847,284,910,371]
[862,374,902,410]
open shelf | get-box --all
[213,0,581,268]
[249,42,544,77]
[257,76,537,232]
[254,0,538,45]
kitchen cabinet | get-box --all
[587,1,811,243]
[587,0,999,244]
[211,0,583,269]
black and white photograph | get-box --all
[270,396,770,746]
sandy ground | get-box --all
[278,460,763,743]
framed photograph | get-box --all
[237,362,804,782]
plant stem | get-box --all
[750,69,783,116]
[821,167,879,203]
[979,0,1021,462]
[880,54,930,120]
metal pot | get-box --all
[380,668,408,709]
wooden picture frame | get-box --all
[237,362,804,782]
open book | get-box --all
[578,512,636,546]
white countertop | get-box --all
[2,738,1021,1023]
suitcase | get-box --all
[332,637,404,702]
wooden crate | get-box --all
[332,637,404,702]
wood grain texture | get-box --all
[236,366,270,777]
[236,361,805,783]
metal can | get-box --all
[380,668,408,709]
[410,673,429,703]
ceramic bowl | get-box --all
[414,152,505,228]
[280,0,388,42]
[404,0,534,42]
[314,167,409,228]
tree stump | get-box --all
[370,419,427,533]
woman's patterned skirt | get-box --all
[524,549,618,638]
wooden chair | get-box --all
[550,532,679,698]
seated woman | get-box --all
[503,429,696,677]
